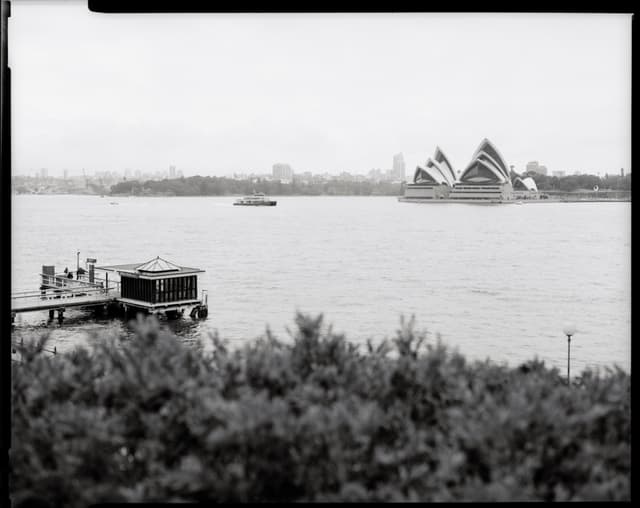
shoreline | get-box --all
[397,197,631,204]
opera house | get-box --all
[401,138,539,203]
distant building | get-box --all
[272,163,293,183]
[525,161,547,175]
[368,168,383,182]
[552,170,565,177]
[39,168,48,179]
[169,165,176,178]
[63,169,68,180]
[393,153,406,181]
[621,168,625,177]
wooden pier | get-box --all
[11,256,208,322]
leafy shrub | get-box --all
[10,314,630,505]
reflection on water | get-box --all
[11,195,631,373]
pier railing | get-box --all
[12,283,120,313]
[42,272,120,292]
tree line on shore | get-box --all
[110,176,402,196]
[523,172,630,192]
[11,314,629,505]
[109,172,630,196]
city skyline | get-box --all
[9,6,632,177]
[13,161,628,183]
[12,156,629,180]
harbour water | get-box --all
[11,195,631,373]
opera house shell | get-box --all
[512,176,540,199]
[401,138,536,202]
[403,146,457,199]
[448,138,513,201]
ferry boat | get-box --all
[233,192,277,206]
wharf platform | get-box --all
[12,273,119,313]
[11,256,209,322]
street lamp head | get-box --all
[563,324,577,336]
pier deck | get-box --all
[11,273,120,314]
[11,288,119,313]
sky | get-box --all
[9,2,632,177]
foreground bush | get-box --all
[11,315,630,505]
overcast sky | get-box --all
[9,3,632,177]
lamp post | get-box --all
[563,324,576,385]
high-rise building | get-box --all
[63,169,68,180]
[272,163,293,182]
[39,168,48,179]
[526,161,548,175]
[169,165,176,178]
[393,153,406,181]
[552,171,565,177]
[621,168,625,177]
